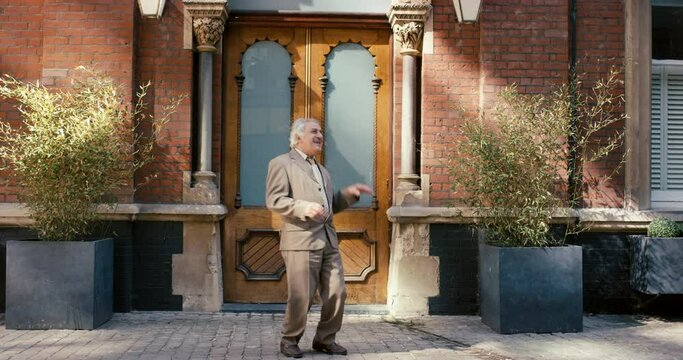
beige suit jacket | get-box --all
[266,149,358,250]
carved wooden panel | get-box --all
[338,230,376,282]
[236,229,285,280]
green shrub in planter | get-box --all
[448,67,626,333]
[448,67,626,247]
[632,218,683,295]
[0,67,184,330]
[647,218,680,238]
[0,67,183,241]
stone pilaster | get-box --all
[387,0,435,317]
[173,0,229,312]
[182,0,227,201]
[389,0,431,191]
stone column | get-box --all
[183,0,228,198]
[389,0,431,191]
[174,0,229,312]
[387,0,436,317]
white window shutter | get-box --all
[665,71,683,189]
[651,66,662,190]
[651,62,683,207]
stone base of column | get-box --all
[172,221,223,312]
[172,170,225,311]
[396,173,429,207]
[397,173,421,191]
[387,223,439,317]
[183,171,220,205]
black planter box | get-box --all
[630,235,683,294]
[479,244,583,334]
[6,238,114,330]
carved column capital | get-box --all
[388,0,432,56]
[392,22,425,57]
[183,0,229,53]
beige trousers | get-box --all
[280,240,346,346]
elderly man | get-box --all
[266,118,372,358]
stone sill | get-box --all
[387,206,683,231]
[0,203,227,226]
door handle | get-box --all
[234,192,242,209]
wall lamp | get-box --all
[453,0,482,23]
[138,0,167,19]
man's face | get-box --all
[296,122,323,157]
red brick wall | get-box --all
[423,0,570,206]
[575,0,625,208]
[480,0,569,99]
[0,0,136,203]
[0,0,629,208]
[0,0,221,205]
[420,0,625,207]
[41,1,134,92]
[134,0,193,203]
[421,0,481,205]
[0,0,43,80]
[0,0,44,202]
[133,0,223,203]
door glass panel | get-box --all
[240,41,292,206]
[324,43,375,207]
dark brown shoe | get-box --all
[312,341,348,355]
[280,342,303,358]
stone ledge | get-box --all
[387,206,683,231]
[0,203,227,225]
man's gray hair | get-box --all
[289,118,320,148]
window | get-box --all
[650,4,683,208]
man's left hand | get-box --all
[343,183,373,198]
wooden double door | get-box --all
[222,25,391,304]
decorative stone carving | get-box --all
[388,0,431,56]
[396,223,430,256]
[183,0,229,53]
[393,22,424,56]
[192,17,225,52]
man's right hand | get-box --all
[303,202,325,221]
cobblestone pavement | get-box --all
[405,314,683,360]
[0,312,681,360]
